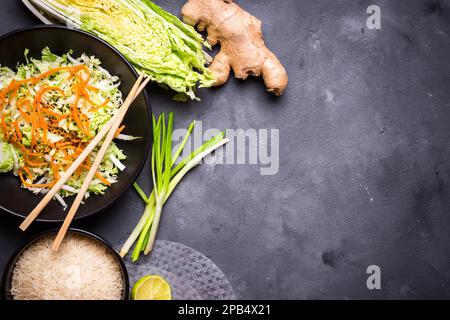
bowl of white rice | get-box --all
[1,229,129,300]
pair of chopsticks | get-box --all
[19,74,151,251]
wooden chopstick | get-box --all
[51,75,151,251]
[19,74,147,231]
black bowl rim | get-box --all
[1,228,130,300]
[0,25,152,222]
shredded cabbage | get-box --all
[0,48,128,201]
[0,142,14,173]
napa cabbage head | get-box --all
[40,0,215,100]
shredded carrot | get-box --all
[24,157,46,167]
[13,121,22,140]
[95,172,111,186]
[23,166,33,178]
[114,125,125,138]
[89,97,110,112]
[55,141,72,148]
[86,85,99,92]
[71,104,89,136]
[42,108,66,119]
[19,169,55,188]
[51,162,61,181]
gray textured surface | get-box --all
[1,0,450,299]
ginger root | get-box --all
[182,0,288,95]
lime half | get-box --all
[131,275,172,300]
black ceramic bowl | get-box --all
[0,25,151,222]
[1,229,130,300]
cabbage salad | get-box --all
[0,48,128,208]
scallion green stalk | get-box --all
[120,113,228,261]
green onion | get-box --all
[120,113,228,261]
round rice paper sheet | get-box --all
[123,240,236,300]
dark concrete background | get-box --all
[1,0,450,299]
